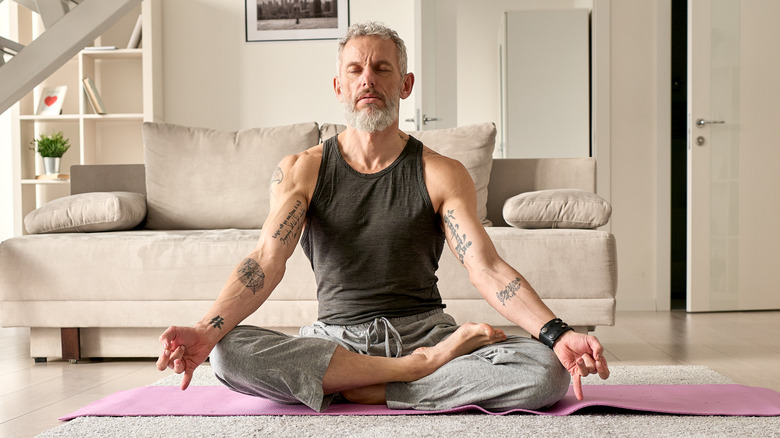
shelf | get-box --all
[19,114,81,121]
[82,114,144,121]
[9,0,160,236]
[21,179,71,185]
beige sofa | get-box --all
[0,122,617,361]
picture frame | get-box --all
[36,85,68,116]
[246,0,349,42]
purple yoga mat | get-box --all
[60,384,780,421]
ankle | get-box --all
[341,384,387,405]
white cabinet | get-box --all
[9,1,162,235]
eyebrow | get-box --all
[344,60,395,70]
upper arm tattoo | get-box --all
[496,277,522,306]
[272,200,306,246]
[269,167,284,193]
[237,258,265,294]
[443,209,472,264]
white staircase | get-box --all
[0,0,142,115]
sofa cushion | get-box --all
[23,191,146,234]
[503,189,612,229]
[143,122,319,230]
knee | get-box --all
[526,348,571,408]
[209,326,278,385]
[208,329,240,384]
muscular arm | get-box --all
[427,154,609,399]
[157,147,320,387]
[432,158,555,336]
[196,151,318,343]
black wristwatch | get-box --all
[539,318,573,349]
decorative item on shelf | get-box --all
[82,77,107,114]
[29,131,71,176]
[36,85,67,115]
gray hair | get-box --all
[337,21,408,76]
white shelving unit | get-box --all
[9,1,162,235]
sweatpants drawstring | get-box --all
[364,317,403,358]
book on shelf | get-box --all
[82,77,107,114]
[127,14,142,49]
[83,46,117,51]
[35,174,70,181]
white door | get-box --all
[687,0,780,311]
[412,0,456,131]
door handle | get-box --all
[696,118,725,127]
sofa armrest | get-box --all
[486,158,596,227]
[71,164,146,196]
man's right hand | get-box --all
[156,325,216,390]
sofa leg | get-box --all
[61,328,81,363]
[34,357,47,363]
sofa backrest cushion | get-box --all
[408,123,496,226]
[142,122,320,230]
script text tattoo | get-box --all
[238,258,265,294]
[444,209,472,264]
[496,277,522,306]
[272,200,306,246]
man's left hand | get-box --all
[552,331,610,400]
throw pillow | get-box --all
[408,123,496,226]
[142,122,320,230]
[24,192,146,234]
[503,189,612,229]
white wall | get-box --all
[610,0,664,310]
[159,0,417,131]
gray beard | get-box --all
[342,94,399,133]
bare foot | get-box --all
[405,322,506,380]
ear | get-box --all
[400,73,415,100]
[333,76,344,102]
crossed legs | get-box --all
[323,322,507,404]
[210,315,569,412]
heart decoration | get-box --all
[44,96,58,107]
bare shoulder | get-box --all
[420,145,475,211]
[272,144,323,201]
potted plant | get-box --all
[30,131,71,175]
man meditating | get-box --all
[157,21,610,412]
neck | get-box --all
[338,121,410,174]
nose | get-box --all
[361,68,377,88]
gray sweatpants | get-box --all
[209,309,570,412]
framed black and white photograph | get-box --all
[246,0,349,42]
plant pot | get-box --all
[43,157,61,175]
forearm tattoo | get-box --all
[272,200,306,246]
[237,258,265,294]
[444,209,472,264]
[496,277,522,306]
[209,315,225,329]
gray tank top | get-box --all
[301,134,446,325]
